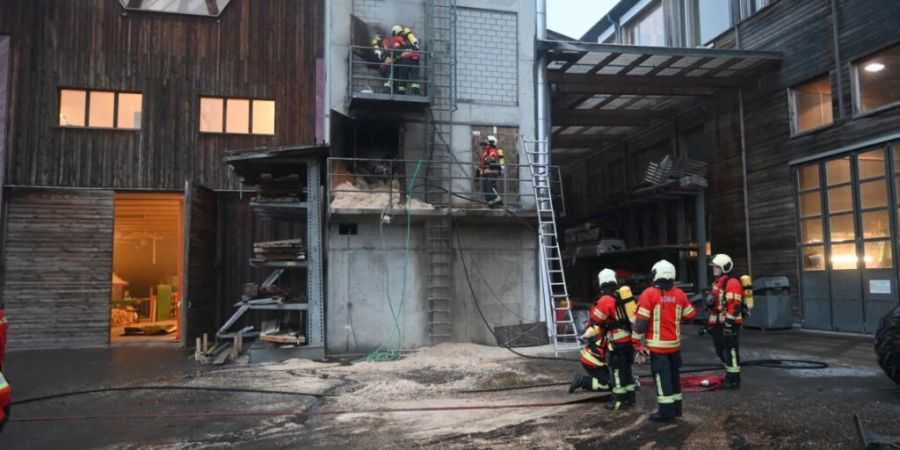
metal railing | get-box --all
[349,45,433,99]
[327,157,565,215]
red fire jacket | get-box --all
[710,276,744,326]
[633,286,696,353]
[0,370,9,427]
[593,294,632,344]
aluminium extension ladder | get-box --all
[522,138,580,355]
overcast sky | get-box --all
[547,0,618,39]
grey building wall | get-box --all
[456,7,518,105]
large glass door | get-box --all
[796,142,900,333]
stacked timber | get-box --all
[252,239,306,262]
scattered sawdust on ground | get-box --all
[330,180,434,210]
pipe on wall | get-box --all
[830,0,846,121]
[738,88,753,275]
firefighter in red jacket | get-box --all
[708,254,743,389]
[590,269,637,410]
[390,25,421,94]
[633,260,697,422]
[477,135,504,207]
[569,288,612,393]
[371,32,396,92]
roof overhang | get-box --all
[539,40,783,158]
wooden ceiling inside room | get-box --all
[114,193,184,239]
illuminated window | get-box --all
[790,75,834,134]
[118,0,232,17]
[59,89,142,130]
[200,97,275,136]
[854,44,900,113]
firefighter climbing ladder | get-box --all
[425,0,457,344]
[522,138,580,355]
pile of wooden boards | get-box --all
[256,173,307,203]
[252,239,305,262]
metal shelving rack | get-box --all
[223,145,326,361]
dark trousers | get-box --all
[481,174,501,205]
[711,325,741,382]
[581,362,610,391]
[396,57,420,90]
[650,351,683,407]
[609,342,635,398]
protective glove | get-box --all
[635,349,650,365]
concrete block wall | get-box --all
[456,8,518,105]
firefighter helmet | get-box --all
[375,32,384,40]
[651,259,676,281]
[711,254,734,273]
[487,135,498,146]
[597,268,617,288]
[391,25,403,35]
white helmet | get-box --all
[486,135,497,145]
[391,25,403,35]
[651,259,676,281]
[711,254,733,273]
[597,268,617,287]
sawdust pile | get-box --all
[330,180,434,210]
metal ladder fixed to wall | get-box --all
[522,138,580,355]
[424,0,457,344]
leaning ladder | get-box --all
[522,138,580,355]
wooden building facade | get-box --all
[0,0,325,349]
[558,0,900,333]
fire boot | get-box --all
[626,390,636,405]
[674,400,683,417]
[724,372,741,389]
[648,403,676,422]
[568,375,590,393]
[605,394,631,411]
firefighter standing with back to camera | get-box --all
[707,253,746,389]
[633,260,696,422]
[592,269,637,410]
[477,135,504,207]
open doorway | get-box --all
[111,193,184,343]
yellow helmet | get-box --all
[391,25,403,35]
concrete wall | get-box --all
[326,217,429,354]
[326,218,539,352]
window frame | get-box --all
[198,95,276,136]
[623,0,667,46]
[851,43,900,118]
[787,73,836,137]
[57,88,143,131]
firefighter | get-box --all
[633,260,697,422]
[0,369,8,433]
[591,269,637,410]
[569,302,611,394]
[371,32,396,92]
[391,25,421,94]
[708,253,743,389]
[476,135,504,207]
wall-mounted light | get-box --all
[865,62,886,73]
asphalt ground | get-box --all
[0,326,897,449]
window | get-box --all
[797,163,825,269]
[854,44,900,113]
[790,75,833,134]
[739,0,773,21]
[625,1,665,46]
[118,0,232,17]
[58,89,142,130]
[199,97,276,135]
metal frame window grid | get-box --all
[794,142,900,302]
[58,88,143,130]
[198,96,276,136]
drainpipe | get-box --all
[322,0,332,145]
[830,0,845,120]
[738,88,753,275]
[535,0,552,335]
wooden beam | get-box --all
[554,80,717,97]
[549,72,738,88]
[552,109,670,127]
[552,134,615,148]
[205,0,220,15]
[127,0,143,7]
